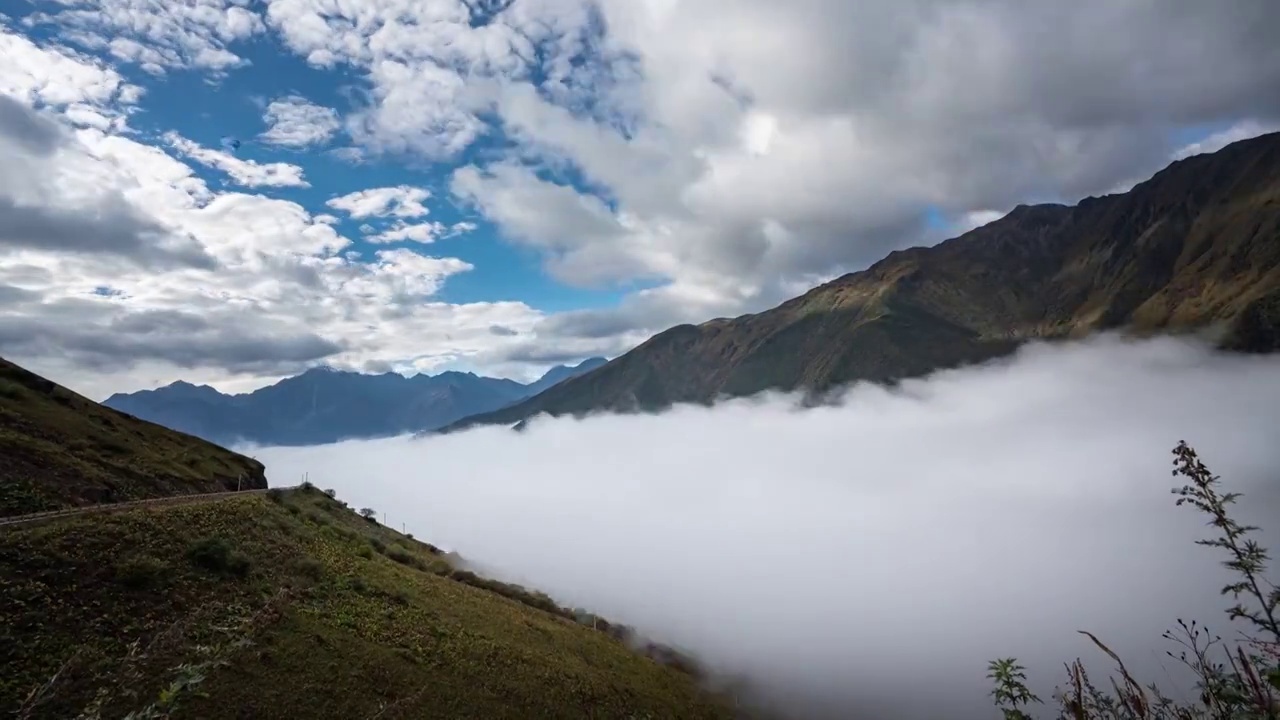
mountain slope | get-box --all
[0,356,266,517]
[447,131,1280,430]
[0,486,743,719]
[519,356,609,398]
[105,359,607,447]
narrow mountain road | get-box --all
[0,486,296,530]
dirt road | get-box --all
[0,487,295,530]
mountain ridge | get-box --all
[105,357,608,446]
[444,131,1280,431]
[0,355,267,517]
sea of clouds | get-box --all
[250,335,1280,719]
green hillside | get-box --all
[0,356,267,518]
[1,485,741,719]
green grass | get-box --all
[0,357,266,518]
[0,486,739,720]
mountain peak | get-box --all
[156,379,221,397]
[441,130,1280,431]
[102,355,607,446]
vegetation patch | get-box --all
[1,489,743,720]
[112,555,171,591]
[185,536,251,578]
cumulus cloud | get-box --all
[0,21,142,108]
[0,94,68,152]
[24,0,265,74]
[0,304,341,374]
[259,95,341,148]
[254,336,1280,720]
[8,2,1280,399]
[253,0,1280,348]
[363,220,475,244]
[326,185,433,218]
[163,131,310,188]
[0,22,545,399]
[0,96,215,269]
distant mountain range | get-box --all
[104,357,607,446]
[445,131,1280,431]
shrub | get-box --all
[114,555,170,590]
[186,537,251,577]
[370,538,387,555]
[285,504,301,516]
[356,545,374,560]
[988,441,1280,719]
[327,525,357,542]
[265,488,285,503]
[305,511,329,526]
[387,548,425,570]
[324,488,337,498]
[359,508,378,522]
[446,569,565,617]
[448,569,476,583]
[294,558,324,580]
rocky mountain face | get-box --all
[104,358,607,446]
[447,131,1280,430]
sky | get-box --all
[1,1,1280,399]
[255,334,1280,719]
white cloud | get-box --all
[254,336,1280,720]
[0,23,142,108]
[952,209,1007,236]
[365,221,442,244]
[262,0,554,157]
[163,131,310,188]
[7,3,1280,396]
[326,185,432,219]
[25,0,265,73]
[0,29,544,399]
[259,95,341,148]
[364,219,477,244]
[345,59,488,159]
[253,0,1280,344]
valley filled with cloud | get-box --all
[5,3,1280,716]
[254,335,1280,719]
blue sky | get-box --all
[0,0,1277,399]
[12,3,636,315]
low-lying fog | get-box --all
[249,335,1280,720]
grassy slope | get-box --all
[0,486,738,720]
[0,357,267,518]
[447,131,1280,430]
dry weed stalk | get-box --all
[987,441,1280,720]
